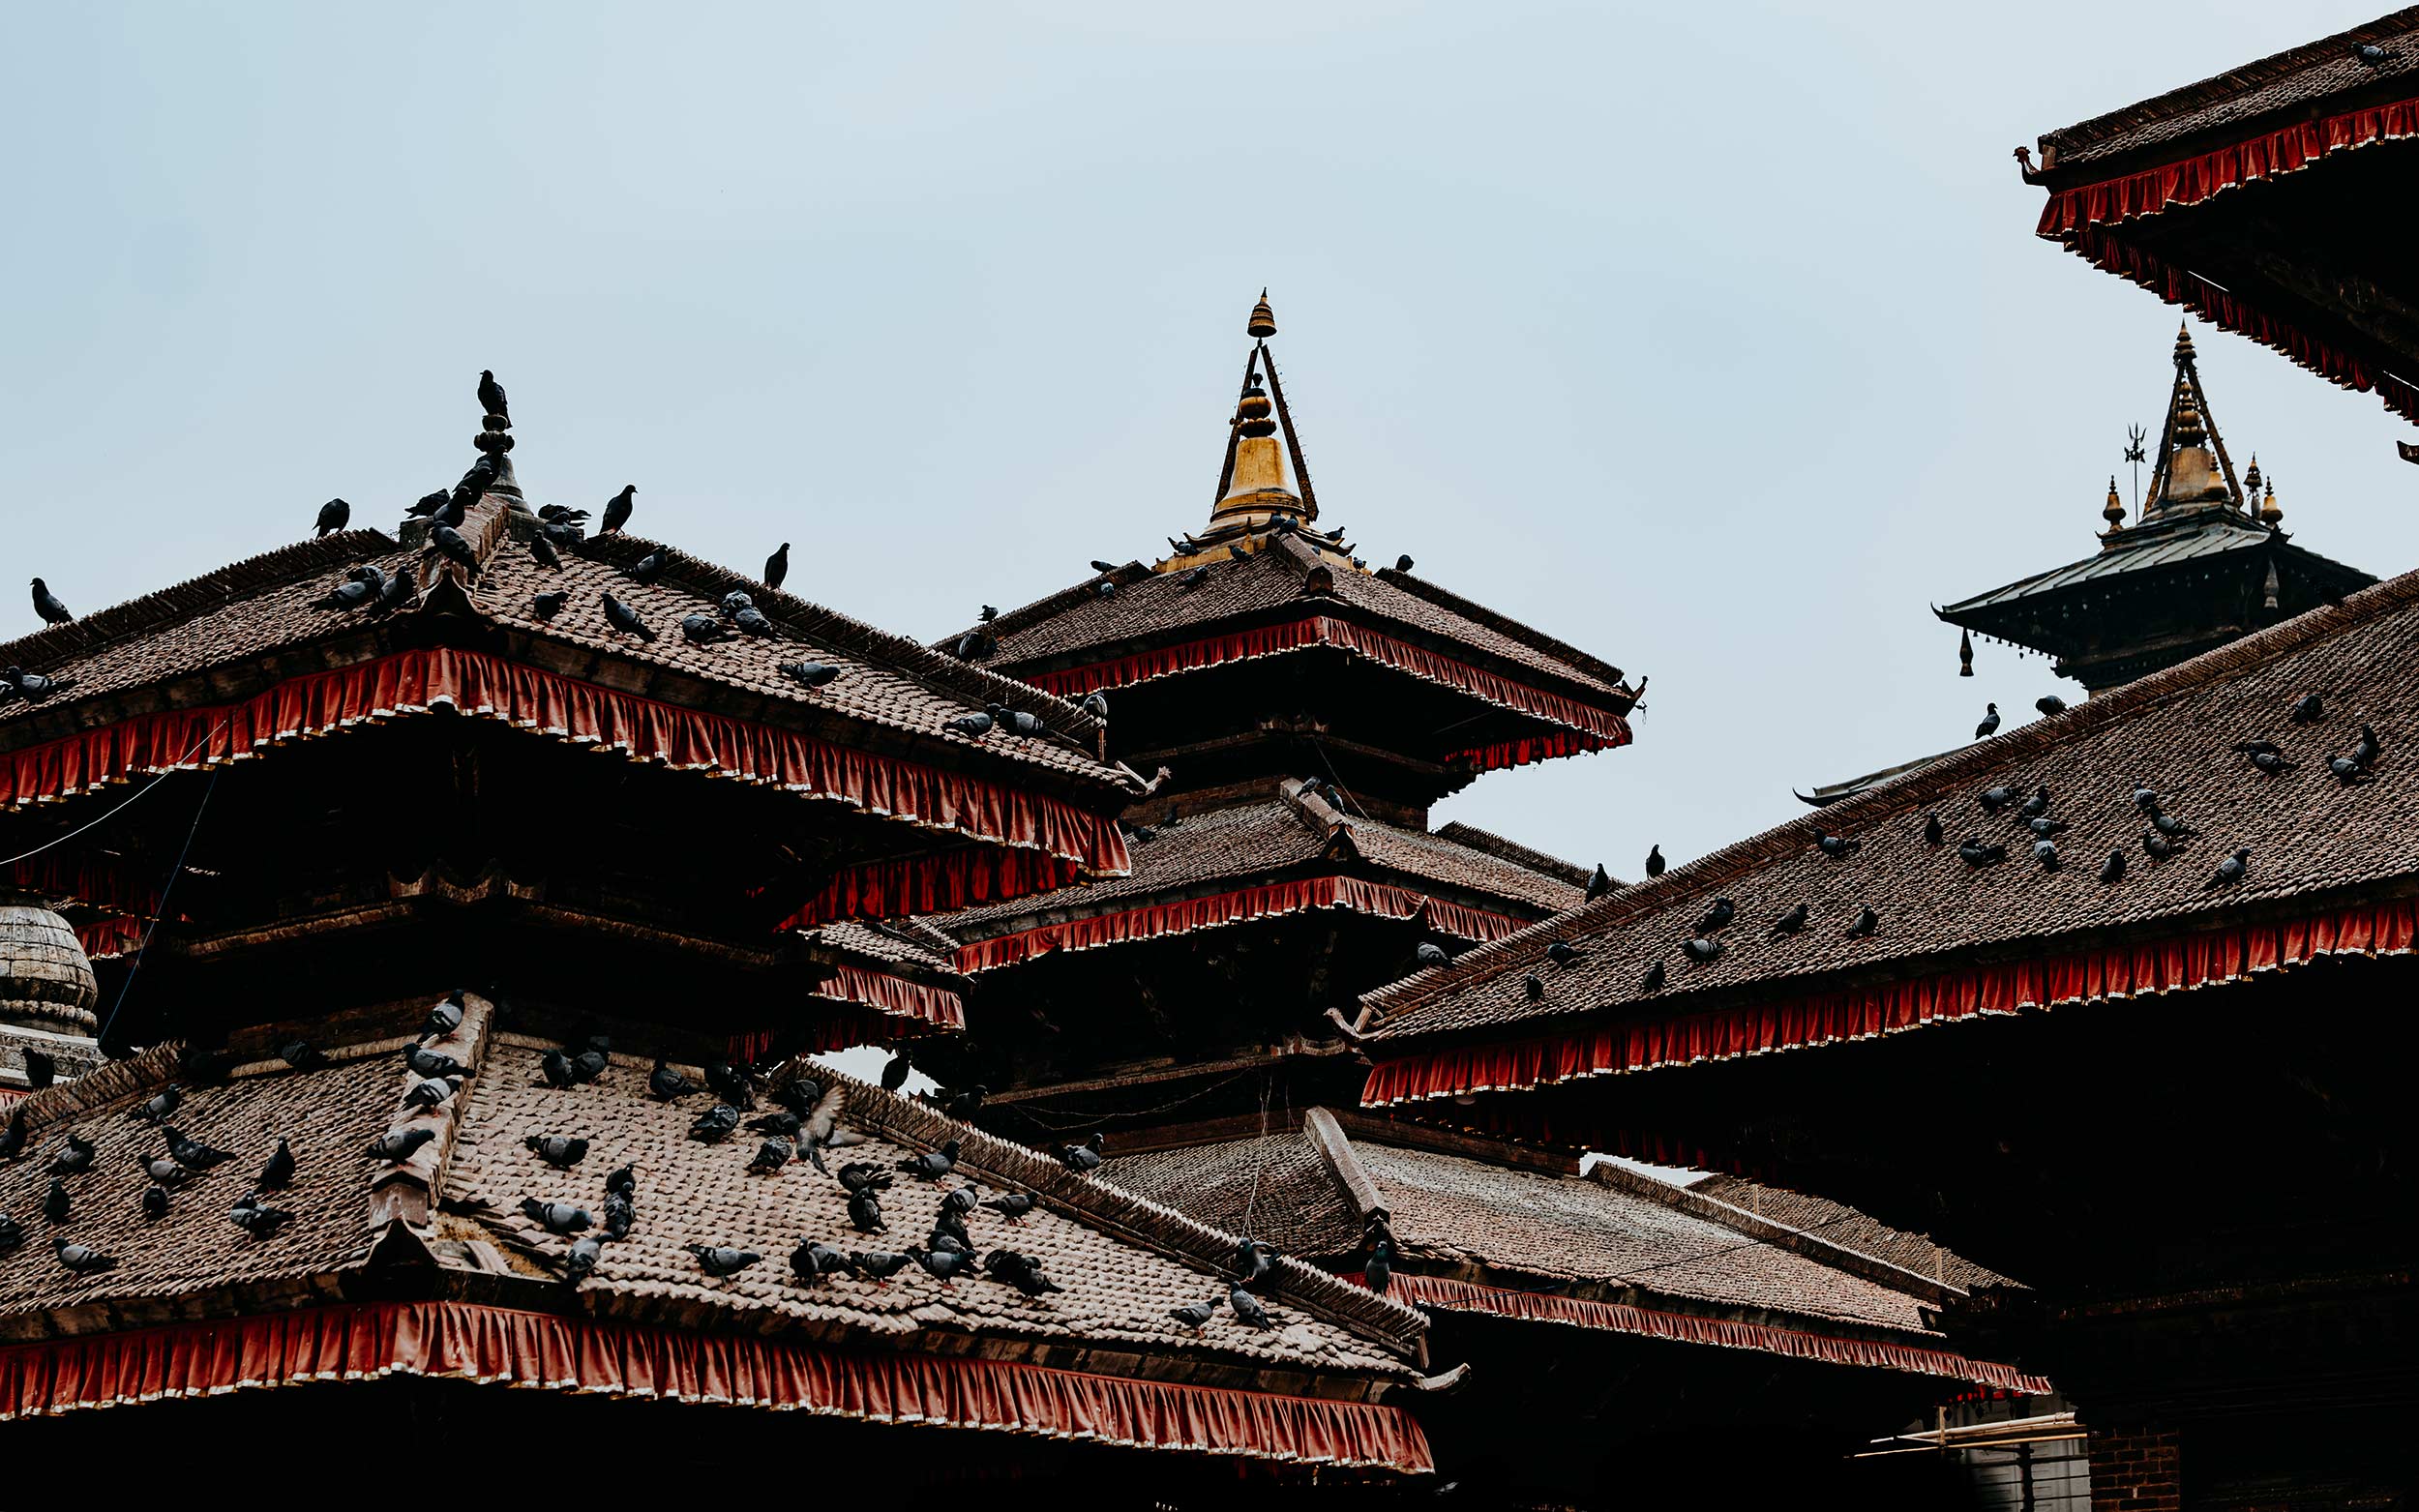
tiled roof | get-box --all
[958,534,1628,700]
[805,919,966,983]
[2037,8,2419,170]
[928,786,1583,938]
[1938,517,2366,615]
[1366,565,2419,1044]
[1102,1133,1367,1260]
[1688,1175,2011,1293]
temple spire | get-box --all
[1162,293,1353,574]
[2140,322,2245,520]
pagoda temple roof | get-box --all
[0,991,1436,1468]
[1101,1110,2041,1393]
[1354,561,2419,1106]
[1942,509,2286,612]
[923,780,1588,973]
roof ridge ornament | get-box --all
[2139,321,2245,521]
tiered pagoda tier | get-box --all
[1938,324,2372,693]
[0,385,1445,1485]
[1356,558,2419,1505]
[913,296,1635,1132]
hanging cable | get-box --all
[92,767,219,1050]
[0,719,231,870]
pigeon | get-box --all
[943,1083,987,1122]
[1644,845,1665,878]
[428,523,480,579]
[404,1045,469,1080]
[604,1163,638,1198]
[2353,41,2394,63]
[1957,837,2010,868]
[1546,940,1586,967]
[981,1192,1036,1222]
[1681,936,1724,964]
[1815,833,1861,859]
[0,1212,22,1253]
[764,543,791,590]
[880,1050,913,1092]
[1692,898,1735,933]
[2353,724,2383,768]
[144,1157,191,1188]
[1093,580,1117,598]
[536,1052,578,1089]
[142,1184,170,1221]
[1366,1237,1393,1295]
[1640,962,1666,992]
[522,531,562,573]
[908,1245,976,1283]
[562,1235,604,1285]
[407,489,450,519]
[688,1104,740,1142]
[1228,1287,1274,1330]
[2289,694,2325,725]
[478,369,509,419]
[2233,740,2284,757]
[602,485,635,534]
[2142,830,2176,861]
[2035,696,2067,717]
[2329,756,2376,786]
[1175,565,1210,589]
[1394,555,1415,573]
[2020,786,2052,820]
[2205,847,2252,889]
[943,711,995,738]
[1089,559,1117,574]
[229,1195,296,1238]
[1975,703,2001,739]
[2033,839,2061,871]
[648,1062,692,1102]
[1978,786,2019,815]
[838,1163,893,1194]
[747,1138,794,1173]
[388,1073,455,1112]
[1170,1296,1223,1333]
[2133,786,2164,815]
[278,1040,326,1071]
[601,1191,637,1241]
[376,567,416,612]
[1924,814,1945,845]
[1060,1134,1105,1174]
[601,593,656,641]
[524,1134,590,1168]
[325,574,379,610]
[899,1140,961,1180]
[979,604,1000,622]
[30,578,73,625]
[848,1189,887,1233]
[791,1240,858,1285]
[732,605,775,637]
[520,1198,593,1234]
[625,551,666,585]
[48,1132,96,1175]
[989,704,1045,737]
[53,1238,117,1274]
[851,1250,913,1284]
[1586,864,1613,901]
[1769,903,1808,936]
[678,613,728,644]
[532,591,567,621]
[45,1177,70,1223]
[1844,905,1880,937]
[986,1250,1063,1297]
[257,1139,296,1191]
[369,1127,437,1163]
[689,1244,762,1279]
[0,1109,25,1159]
[1416,941,1450,967]
[2151,811,2195,840]
[746,1111,802,1138]
[423,993,465,1040]
[539,504,589,524]
[538,519,584,549]
[1079,692,1109,720]
[778,660,842,691]
[164,1126,237,1171]
[2100,848,2128,884]
[2027,816,2070,837]
[2249,749,2296,776]
[1235,1237,1277,1285]
[1522,973,1546,1002]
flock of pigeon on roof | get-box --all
[0,991,1306,1338]
[1421,691,2389,1005]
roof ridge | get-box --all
[6,1040,188,1137]
[1364,562,2419,1028]
[937,561,1152,651]
[574,534,1110,749]
[1428,822,1594,888]
[0,531,400,672]
[2038,7,2419,158]
[1372,566,1629,689]
[825,1064,1430,1360]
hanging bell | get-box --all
[1958,626,1975,678]
[1247,290,1277,340]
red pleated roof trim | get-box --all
[0,1301,1435,1471]
[2037,95,2419,235]
[1021,617,1632,766]
[952,875,1530,975]
[1363,897,2419,1108]
[1378,1275,2049,1394]
[0,647,1130,926]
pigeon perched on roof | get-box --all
[520,1198,593,1235]
[428,523,480,579]
[538,504,588,525]
[2205,847,2253,889]
[229,1195,296,1239]
[422,993,465,1041]
[1769,903,1808,936]
[2329,756,2376,786]
[369,1127,438,1163]
[257,1139,296,1191]
[907,1245,976,1283]
[2035,696,2067,717]
[2099,848,2128,884]
[601,593,656,641]
[747,1138,793,1174]
[1094,580,1117,598]
[1692,898,1735,933]
[134,1088,180,1126]
[144,1157,191,1188]
[899,1140,961,1181]
[532,591,567,621]
[602,485,635,534]
[943,711,995,738]
[53,1238,116,1274]
[625,550,666,585]
[1640,961,1666,992]
[524,1134,589,1168]
[142,1184,170,1221]
[2248,749,2295,776]
[1957,837,2010,868]
[778,660,842,690]
[477,369,509,420]
[747,1111,801,1139]
[1923,814,1945,846]
[2289,694,2325,724]
[1394,555,1415,573]
[1546,940,1586,967]
[1170,1295,1223,1333]
[1228,1287,1275,1330]
[2027,816,2070,837]
[1522,973,1546,1002]
[1235,1236,1277,1285]
[647,1062,692,1102]
[689,1244,762,1279]
[2033,839,2061,871]
[2353,41,2394,63]
[408,489,450,519]
[562,1235,604,1286]
[688,1104,740,1142]
[48,1132,95,1175]
[1681,936,1725,964]
[1175,565,1210,589]
[535,1052,576,1089]
[405,1045,468,1080]
[279,1040,326,1071]
[1644,845,1665,878]
[2142,830,2176,861]
[601,1191,637,1242]
[847,1186,887,1233]
[2019,786,2052,820]
[850,1250,912,1285]
[0,1212,23,1252]
[1586,864,1613,901]
[981,1192,1036,1223]
[1815,833,1861,859]
[1416,941,1450,967]
[1978,786,2018,815]
[2353,724,2382,768]
[986,1249,1064,1297]
[29,578,72,625]
[2151,811,2195,840]
[791,1240,858,1286]
[1975,703,2001,739]
[45,1177,70,1223]
[838,1163,893,1195]
[325,573,380,610]
[1060,1133,1104,1174]
[526,532,563,572]
[1078,692,1109,722]
[538,519,583,549]
[762,543,790,591]
[164,1127,236,1171]
[1090,559,1117,574]
[990,704,1045,736]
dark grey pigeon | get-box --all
[1957,837,2010,868]
[2205,847,2253,889]
[602,485,635,534]
[521,1199,593,1234]
[537,1051,577,1088]
[1416,941,1450,967]
[1644,845,1665,877]
[1640,961,1666,992]
[2036,695,2067,716]
[369,1126,437,1163]
[602,1192,636,1241]
[779,660,841,690]
[1089,559,1116,573]
[625,550,666,585]
[407,489,450,519]
[45,1177,70,1223]
[523,1134,589,1168]
[376,568,416,613]
[1692,898,1735,933]
[405,1045,468,1080]
[1059,1133,1104,1174]
[1522,973,1546,1001]
[2152,811,2195,840]
[689,1244,762,1279]
[132,1089,182,1126]
[571,1050,609,1083]
[1681,936,1725,964]
[428,523,480,578]
[257,1139,296,1191]
[2143,830,2176,861]
[943,711,994,738]
[1079,692,1108,720]
[30,578,72,625]
[228,1195,295,1238]
[791,1241,858,1285]
[981,1192,1035,1222]
[899,1140,961,1181]
[314,498,351,536]
[606,1163,637,1197]
[2330,756,2376,786]
[688,1103,740,1142]
[849,1188,887,1233]
[54,1238,116,1274]
[1170,1295,1223,1333]
[601,593,656,641]
[764,543,790,589]
[1974,703,2001,739]
[563,1235,604,1285]
[908,1245,975,1283]
[325,575,378,610]
[1586,864,1613,900]
[2028,817,2070,837]
[1844,905,1879,937]
[278,1040,325,1071]
[164,1127,236,1171]
[2019,786,2052,820]
[680,613,729,644]
[1394,554,1414,573]
[422,993,465,1041]
[2353,724,2382,768]
[0,1108,26,1158]
[1769,903,1808,936]
[0,1212,23,1252]
[852,1250,913,1284]
[2033,839,2061,870]
[1815,833,1861,859]
[880,1050,912,1092]
[1925,813,1944,846]
[989,704,1045,736]
[529,532,563,571]
[732,605,775,637]
[838,1162,892,1194]
[1545,940,1586,967]
[2290,694,2325,724]
[48,1132,95,1175]
[142,1184,170,1221]
[648,1062,692,1102]
[1228,1287,1274,1330]
[478,369,509,420]
[144,1156,191,1188]
[1978,786,2019,815]
[2100,848,2128,884]
[747,1138,793,1173]
[746,1111,802,1138]
[2133,786,2164,815]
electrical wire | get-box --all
[0,719,230,870]
[93,767,219,1049]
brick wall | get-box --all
[2089,1423,2180,1512]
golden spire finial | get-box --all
[2105,475,2126,527]
[1247,289,1276,340]
[2244,453,2262,496]
[2174,319,2195,366]
[2259,474,2283,526]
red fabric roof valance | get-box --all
[1020,617,1631,766]
[952,875,1530,974]
[1364,897,2419,1109]
[1376,1274,2048,1393]
[0,1300,1432,1472]
[0,648,1129,929]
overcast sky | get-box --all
[6,2,2411,884]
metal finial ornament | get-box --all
[2262,558,2282,612]
[2104,475,2126,528]
[2259,475,2283,527]
[2123,424,2148,512]
[1958,625,1975,678]
[1247,289,1277,340]
[2243,453,2262,497]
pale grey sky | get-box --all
[6,2,2411,885]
